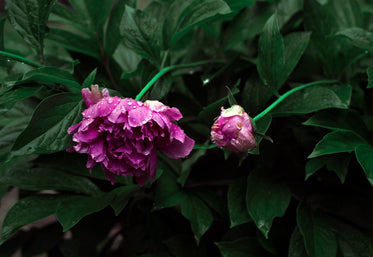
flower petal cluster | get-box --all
[211,105,257,153]
[68,85,194,186]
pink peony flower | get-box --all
[68,85,195,186]
[211,105,257,153]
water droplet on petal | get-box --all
[128,102,132,105]
[133,106,137,109]
[108,98,113,103]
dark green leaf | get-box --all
[120,5,161,64]
[192,188,228,219]
[178,148,207,186]
[308,130,366,158]
[271,84,351,116]
[82,68,97,88]
[246,168,291,238]
[297,201,337,257]
[0,17,5,50]
[5,0,57,55]
[228,177,251,227]
[0,87,40,113]
[0,168,101,195]
[163,0,231,47]
[215,237,267,257]
[224,0,255,13]
[12,93,84,155]
[1,194,66,244]
[50,2,89,33]
[181,194,213,244]
[56,194,110,232]
[250,113,272,155]
[108,185,139,216]
[367,66,373,88]
[303,109,369,139]
[257,14,284,91]
[355,144,373,187]
[336,27,373,53]
[288,227,308,257]
[104,0,126,56]
[305,153,352,183]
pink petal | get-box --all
[160,135,195,159]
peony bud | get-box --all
[210,105,257,153]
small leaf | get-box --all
[228,177,251,227]
[308,130,366,158]
[257,14,284,91]
[1,194,66,244]
[82,68,97,88]
[246,168,291,238]
[305,153,352,183]
[12,93,84,155]
[355,144,373,186]
[6,0,57,55]
[271,84,352,116]
[215,237,267,257]
[297,201,337,257]
[0,168,101,195]
[56,194,110,232]
[181,194,213,244]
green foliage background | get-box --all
[1,0,373,256]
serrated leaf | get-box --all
[308,130,366,158]
[257,14,284,91]
[163,0,231,47]
[246,168,291,238]
[12,93,84,155]
[305,153,351,183]
[215,237,267,257]
[271,84,351,116]
[56,194,110,232]
[0,168,101,195]
[5,0,57,56]
[297,201,337,257]
[228,177,251,227]
[355,144,373,187]
[1,194,66,244]
[181,194,213,244]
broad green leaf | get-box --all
[163,0,231,47]
[305,153,352,183]
[12,93,84,155]
[308,130,366,158]
[56,194,110,232]
[303,109,369,139]
[69,0,114,38]
[104,0,126,56]
[297,201,337,257]
[215,237,267,257]
[0,117,30,155]
[120,5,161,64]
[82,68,97,88]
[246,168,291,238]
[192,188,228,219]
[0,168,101,195]
[181,194,213,244]
[228,177,251,227]
[257,14,284,91]
[1,194,66,244]
[271,84,351,116]
[50,2,89,33]
[154,167,186,210]
[276,0,303,27]
[5,0,57,56]
[367,67,373,88]
[288,227,308,257]
[47,28,100,59]
[20,67,81,93]
[108,185,139,216]
[224,0,255,12]
[280,32,311,86]
[336,27,373,53]
[0,87,40,113]
[355,144,373,186]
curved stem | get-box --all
[0,50,43,68]
[135,60,210,101]
[253,80,338,121]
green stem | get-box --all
[193,144,217,150]
[253,80,337,121]
[0,50,43,68]
[135,60,210,101]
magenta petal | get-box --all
[160,135,195,159]
[127,106,153,127]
